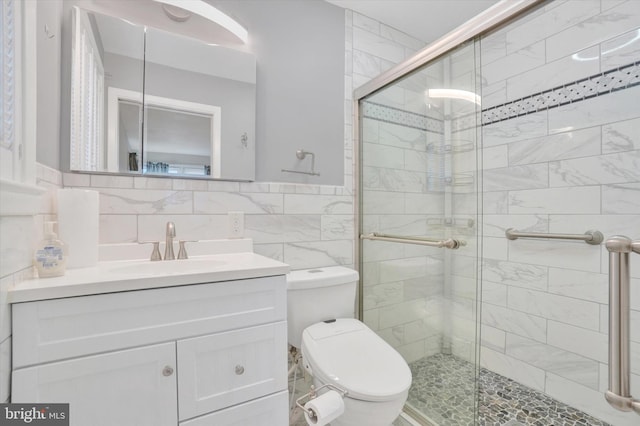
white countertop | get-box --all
[10,250,290,304]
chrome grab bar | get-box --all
[605,236,640,415]
[360,232,465,249]
[505,228,603,245]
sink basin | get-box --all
[112,258,226,276]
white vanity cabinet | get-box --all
[11,274,288,426]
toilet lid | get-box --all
[301,319,412,402]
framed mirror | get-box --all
[68,6,256,180]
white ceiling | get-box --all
[326,0,500,43]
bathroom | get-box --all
[1,0,639,425]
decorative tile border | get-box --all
[482,61,640,125]
[361,101,444,133]
[360,61,640,131]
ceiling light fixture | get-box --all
[152,0,248,44]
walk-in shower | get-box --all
[355,1,640,425]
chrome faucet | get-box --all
[164,222,176,260]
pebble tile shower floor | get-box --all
[408,354,610,426]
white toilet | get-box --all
[287,266,412,426]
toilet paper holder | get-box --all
[295,383,348,421]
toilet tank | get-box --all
[286,266,359,349]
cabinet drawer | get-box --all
[12,343,177,426]
[13,275,286,368]
[180,390,288,426]
[177,321,287,421]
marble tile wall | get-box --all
[0,163,61,402]
[479,2,640,425]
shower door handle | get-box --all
[605,236,640,415]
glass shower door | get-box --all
[358,39,482,426]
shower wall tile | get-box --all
[507,239,602,272]
[483,214,548,238]
[481,347,546,391]
[548,320,607,364]
[482,281,507,306]
[506,46,600,102]
[602,182,640,214]
[363,281,404,310]
[508,186,601,214]
[481,41,546,86]
[549,150,640,187]
[545,372,639,426]
[550,214,640,242]
[603,117,640,154]
[378,257,428,283]
[404,193,444,215]
[601,27,640,68]
[504,0,600,55]
[547,268,608,305]
[481,303,547,343]
[482,145,508,169]
[508,287,600,331]
[483,164,549,192]
[545,0,640,62]
[549,85,640,133]
[508,127,601,166]
[481,324,506,352]
[482,191,508,214]
[482,259,548,291]
[482,112,547,148]
[362,142,405,168]
[506,334,600,389]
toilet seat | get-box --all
[301,319,412,402]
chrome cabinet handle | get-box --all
[162,366,174,377]
[235,365,245,375]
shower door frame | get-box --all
[353,0,542,320]
[352,1,543,424]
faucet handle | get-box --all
[139,241,162,261]
[177,240,196,260]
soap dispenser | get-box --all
[33,221,68,278]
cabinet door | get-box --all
[12,342,177,426]
[177,321,288,421]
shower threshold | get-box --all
[407,353,610,426]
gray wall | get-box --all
[211,0,345,184]
[59,0,346,185]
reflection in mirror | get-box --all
[69,6,257,181]
[70,7,144,172]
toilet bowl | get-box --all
[287,267,412,426]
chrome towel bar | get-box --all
[505,228,603,245]
[360,232,465,249]
[605,236,640,415]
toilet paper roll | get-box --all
[303,390,345,426]
[57,189,99,268]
